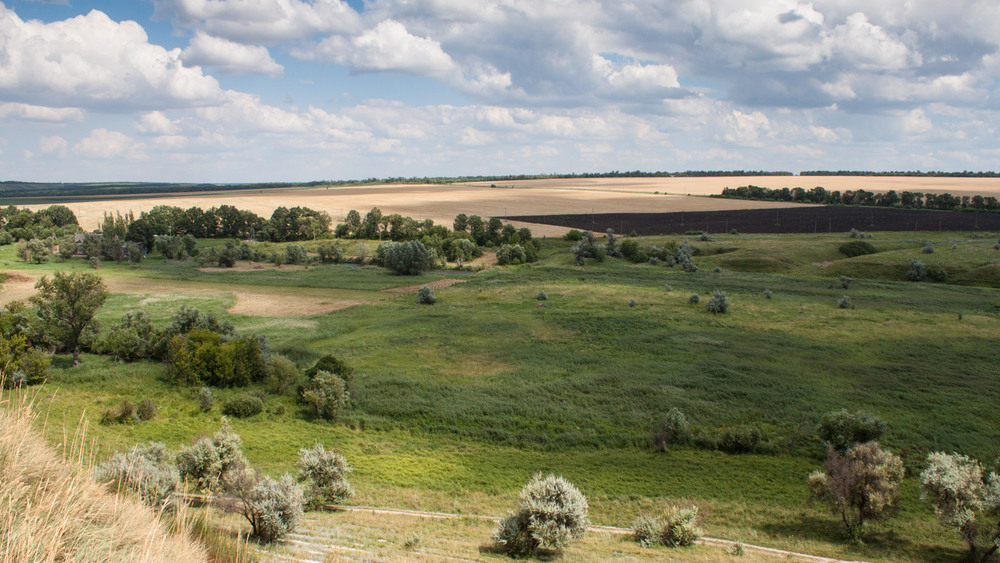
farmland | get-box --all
[3,177,1000,562]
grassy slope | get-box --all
[6,230,1000,562]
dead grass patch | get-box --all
[383,278,468,294]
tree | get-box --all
[30,272,109,366]
[381,240,432,275]
[818,410,886,453]
[808,442,904,541]
[493,473,590,556]
[920,452,1000,563]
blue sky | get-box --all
[1,0,999,182]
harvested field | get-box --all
[28,183,811,237]
[506,206,1000,235]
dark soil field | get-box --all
[504,206,1000,235]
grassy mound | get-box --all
[0,391,208,563]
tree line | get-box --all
[717,185,1000,211]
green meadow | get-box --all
[4,229,999,562]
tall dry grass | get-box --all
[0,389,209,562]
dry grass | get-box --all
[0,389,208,563]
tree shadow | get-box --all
[477,543,562,560]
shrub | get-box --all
[763,289,772,299]
[222,393,264,418]
[136,398,157,421]
[199,386,215,412]
[296,443,354,507]
[717,425,763,454]
[416,285,436,305]
[663,284,672,292]
[94,442,178,507]
[712,266,723,273]
[493,474,589,557]
[922,243,935,254]
[920,452,1000,562]
[496,244,527,266]
[100,399,138,425]
[907,259,926,281]
[839,241,877,257]
[176,420,248,492]
[302,371,349,420]
[849,228,860,238]
[688,294,700,304]
[628,298,637,308]
[839,275,853,289]
[284,244,308,265]
[266,354,300,395]
[838,295,852,309]
[563,229,583,241]
[305,354,352,385]
[381,240,432,275]
[101,311,157,362]
[705,290,730,314]
[316,242,342,263]
[808,442,904,541]
[231,473,304,543]
[654,407,691,450]
[818,410,886,453]
[536,290,547,301]
[661,506,701,547]
[631,514,661,547]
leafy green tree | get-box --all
[302,370,349,420]
[30,272,109,366]
[920,452,1000,563]
[26,239,50,263]
[381,240,432,275]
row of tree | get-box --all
[717,185,1000,211]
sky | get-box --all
[1,0,999,183]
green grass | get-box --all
[8,230,1000,561]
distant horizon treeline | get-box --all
[716,185,1000,211]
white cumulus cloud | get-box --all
[181,31,284,76]
[153,0,361,43]
[72,128,145,159]
[0,103,85,122]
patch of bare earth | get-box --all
[227,292,364,316]
[0,271,39,305]
[383,278,468,294]
[812,261,836,267]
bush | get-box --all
[100,399,138,425]
[838,295,852,309]
[222,393,264,418]
[199,386,215,412]
[907,259,926,281]
[628,298,637,308]
[416,285,436,305]
[381,240,432,275]
[717,425,763,454]
[631,514,661,547]
[661,506,702,547]
[176,420,248,492]
[302,370,349,420]
[808,442,903,541]
[136,398,157,421]
[849,228,860,238]
[839,275,852,289]
[763,289,772,299]
[304,354,352,385]
[94,442,179,507]
[101,311,158,362]
[296,443,354,507]
[920,452,1000,562]
[705,290,730,314]
[232,473,304,543]
[266,354,300,395]
[493,474,589,557]
[536,290,547,301]
[688,294,700,304]
[563,229,583,241]
[316,242,342,263]
[839,241,876,257]
[654,407,691,450]
[818,410,886,453]
[496,244,527,265]
[284,244,308,265]
[922,243,935,254]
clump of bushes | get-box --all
[176,420,248,492]
[839,241,876,257]
[654,407,691,450]
[563,229,583,241]
[94,442,178,507]
[378,240,433,275]
[221,393,264,418]
[763,289,772,299]
[296,443,354,507]
[818,409,886,453]
[100,399,140,425]
[495,244,527,265]
[922,243,935,254]
[302,371,349,420]
[416,285,436,305]
[570,231,605,265]
[716,424,764,454]
[493,474,589,557]
[838,295,852,309]
[631,506,702,548]
[906,259,926,281]
[688,294,700,304]
[839,275,852,289]
[705,290,730,314]
[230,472,305,543]
[199,386,215,412]
[536,290,547,301]
[628,298,637,308]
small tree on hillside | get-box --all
[493,474,590,556]
[808,441,904,541]
[30,271,109,366]
[920,452,1000,563]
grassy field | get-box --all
[3,228,1000,562]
